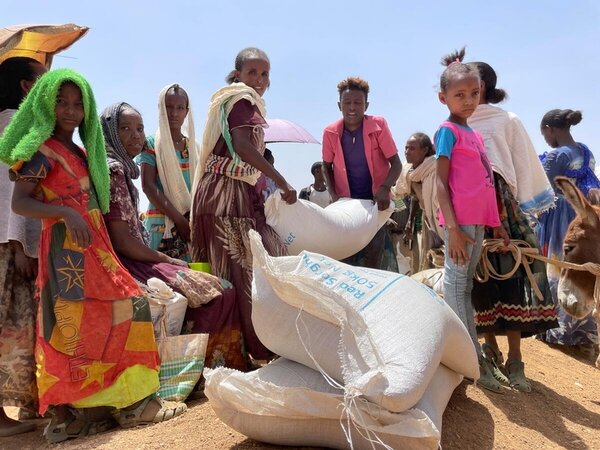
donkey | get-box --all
[555,176,600,366]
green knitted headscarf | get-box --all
[0,68,110,213]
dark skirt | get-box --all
[191,173,287,361]
[471,175,558,337]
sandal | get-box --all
[476,356,505,394]
[482,343,510,386]
[115,396,187,428]
[506,359,532,393]
[44,409,116,444]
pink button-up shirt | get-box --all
[322,115,398,198]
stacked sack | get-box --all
[411,268,445,298]
[205,230,479,449]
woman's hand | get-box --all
[175,215,191,242]
[447,227,475,266]
[63,208,92,249]
[167,256,188,267]
[279,183,297,204]
[12,242,37,279]
[492,225,510,251]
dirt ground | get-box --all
[2,338,599,450]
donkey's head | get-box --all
[555,177,600,318]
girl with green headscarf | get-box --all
[0,68,186,443]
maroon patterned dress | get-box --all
[191,100,286,361]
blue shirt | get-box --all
[341,124,373,199]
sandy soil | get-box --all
[3,338,599,450]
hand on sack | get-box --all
[280,184,297,204]
[374,186,391,211]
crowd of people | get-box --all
[0,45,598,444]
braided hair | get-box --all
[541,109,583,129]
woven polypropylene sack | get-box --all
[411,268,445,298]
[249,230,478,413]
[265,193,393,260]
[205,358,462,450]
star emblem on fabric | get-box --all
[57,253,85,293]
[80,361,116,389]
[26,162,48,179]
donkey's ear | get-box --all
[555,176,599,227]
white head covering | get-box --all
[154,83,199,238]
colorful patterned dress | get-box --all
[537,144,598,346]
[137,136,191,261]
[12,138,159,414]
[104,159,246,371]
[191,99,286,361]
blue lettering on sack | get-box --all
[283,232,296,247]
[298,252,444,310]
[299,253,379,301]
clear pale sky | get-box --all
[4,1,599,208]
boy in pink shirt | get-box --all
[322,77,402,269]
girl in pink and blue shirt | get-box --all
[435,48,509,393]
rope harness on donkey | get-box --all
[477,239,600,309]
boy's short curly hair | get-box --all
[337,76,369,100]
[310,161,323,175]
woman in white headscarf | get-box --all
[139,84,198,262]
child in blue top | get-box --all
[435,48,509,393]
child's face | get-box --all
[438,75,480,122]
[338,89,369,130]
[235,58,270,97]
[55,83,84,134]
[165,91,188,131]
[118,108,146,158]
[405,137,427,166]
